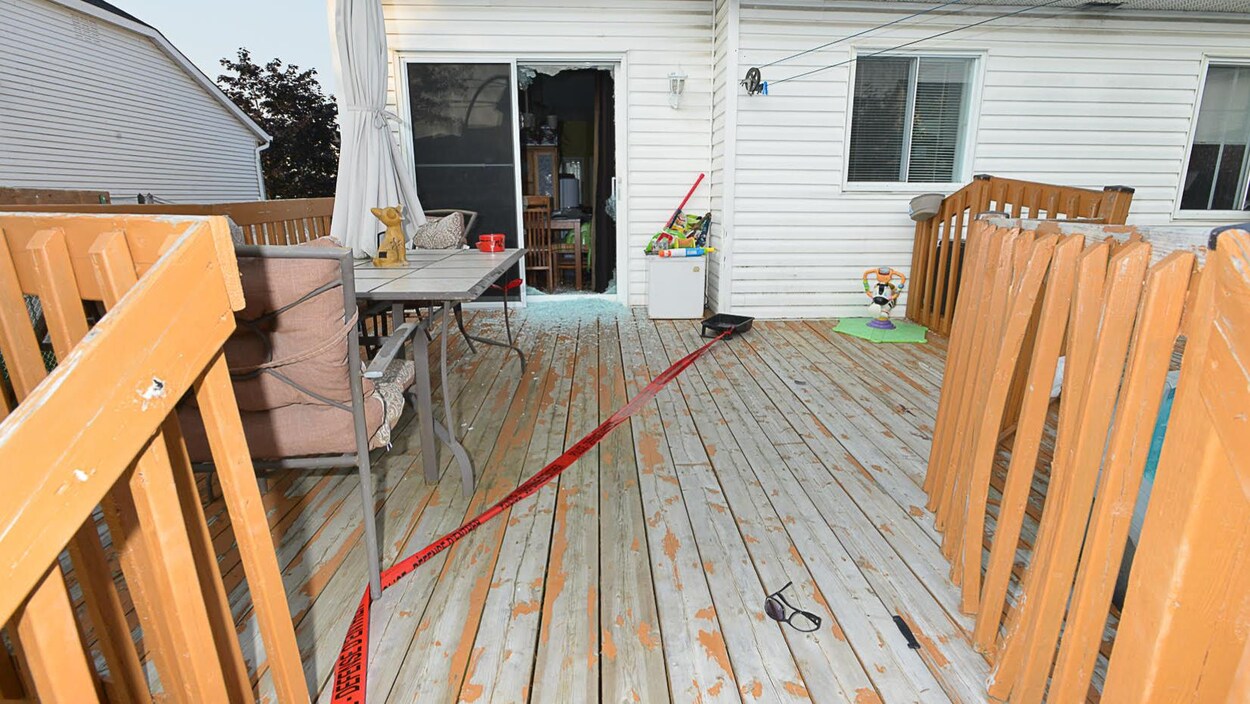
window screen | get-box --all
[848,56,973,183]
[1181,64,1250,211]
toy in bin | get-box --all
[645,173,712,255]
[863,267,907,330]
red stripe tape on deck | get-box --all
[329,328,732,704]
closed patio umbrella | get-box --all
[329,0,425,257]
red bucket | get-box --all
[477,233,505,252]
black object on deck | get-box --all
[701,313,755,339]
[893,615,922,650]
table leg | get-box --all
[439,301,474,496]
[454,304,477,354]
[410,317,440,484]
[461,288,525,368]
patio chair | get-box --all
[179,238,423,598]
[524,195,555,292]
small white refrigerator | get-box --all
[647,255,707,319]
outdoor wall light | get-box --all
[668,71,688,109]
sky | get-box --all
[112,0,338,95]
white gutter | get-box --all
[254,141,270,200]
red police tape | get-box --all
[329,328,733,703]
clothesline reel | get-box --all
[741,67,767,96]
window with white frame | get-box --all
[847,55,975,184]
[1181,64,1250,212]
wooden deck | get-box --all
[210,308,990,703]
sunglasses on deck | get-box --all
[764,582,822,633]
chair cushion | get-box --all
[413,212,465,250]
[228,237,359,412]
[179,358,415,461]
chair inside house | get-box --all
[551,220,592,290]
[523,195,555,292]
[178,237,425,598]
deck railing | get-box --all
[0,213,308,702]
[1,197,335,246]
[907,175,1134,336]
[923,218,1249,702]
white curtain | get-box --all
[329,0,425,257]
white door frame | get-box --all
[393,51,629,308]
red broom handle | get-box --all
[666,173,705,229]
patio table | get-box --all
[354,248,526,495]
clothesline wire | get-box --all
[768,0,1070,86]
[759,0,966,70]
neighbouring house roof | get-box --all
[867,0,1250,13]
[77,0,149,28]
[50,0,271,145]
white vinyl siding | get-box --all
[729,1,1250,319]
[382,0,715,308]
[0,0,265,204]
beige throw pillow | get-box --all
[413,212,465,249]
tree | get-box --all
[218,49,339,199]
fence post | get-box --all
[1100,185,1135,224]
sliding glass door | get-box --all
[406,61,521,291]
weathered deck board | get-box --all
[459,319,579,703]
[531,319,601,702]
[595,319,671,704]
[199,310,995,704]
[617,314,737,702]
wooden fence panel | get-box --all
[958,234,1057,613]
[931,226,1007,523]
[1,197,335,249]
[939,229,1027,563]
[0,213,307,703]
[993,242,1150,703]
[1047,251,1194,701]
[921,223,1250,702]
[972,235,1083,653]
[21,228,150,702]
[1101,230,1250,704]
[924,221,994,503]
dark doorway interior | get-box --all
[519,67,616,294]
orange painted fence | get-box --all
[923,218,1250,702]
[907,175,1134,336]
[0,213,308,702]
[0,197,335,246]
